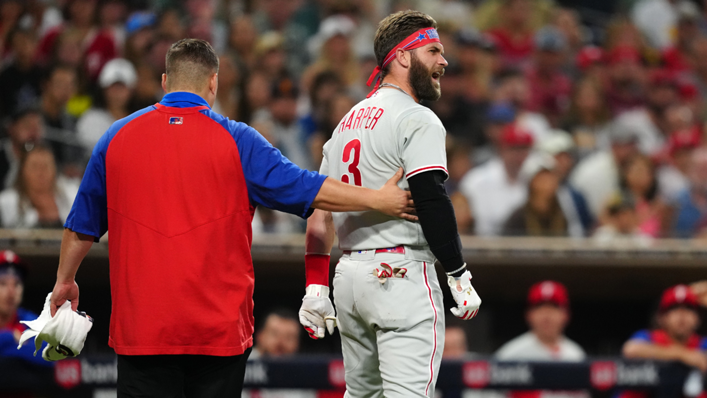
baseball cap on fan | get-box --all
[500,124,534,147]
[659,285,700,313]
[527,281,569,309]
[98,58,137,89]
[0,250,27,282]
[307,14,356,57]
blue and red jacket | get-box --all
[0,308,51,367]
[65,92,326,356]
[619,329,707,398]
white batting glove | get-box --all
[447,270,481,320]
[299,284,337,339]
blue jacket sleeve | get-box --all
[225,117,327,218]
[627,329,652,343]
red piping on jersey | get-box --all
[406,165,449,178]
[423,261,438,395]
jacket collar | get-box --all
[159,92,211,109]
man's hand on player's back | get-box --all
[372,168,416,221]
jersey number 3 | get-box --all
[342,139,362,186]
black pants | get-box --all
[117,348,251,398]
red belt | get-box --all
[343,245,405,255]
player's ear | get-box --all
[397,48,410,68]
[161,73,168,93]
[209,73,218,96]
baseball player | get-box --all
[298,10,482,398]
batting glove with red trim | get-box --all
[299,285,337,339]
[447,270,481,320]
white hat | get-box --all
[307,15,357,57]
[537,129,575,155]
[520,152,557,183]
[98,58,137,89]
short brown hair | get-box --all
[374,10,437,76]
[165,38,219,90]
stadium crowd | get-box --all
[1,0,707,239]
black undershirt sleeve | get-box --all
[407,170,466,277]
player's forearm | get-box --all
[306,210,336,254]
[56,228,94,283]
[312,178,379,212]
[622,341,687,361]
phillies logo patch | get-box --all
[591,361,617,391]
[55,359,81,389]
[463,361,490,388]
[328,359,346,388]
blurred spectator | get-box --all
[632,0,694,49]
[605,45,646,115]
[0,250,50,367]
[571,124,640,219]
[98,0,127,49]
[308,91,356,168]
[619,154,664,237]
[562,78,612,159]
[253,76,311,170]
[525,26,572,127]
[443,324,471,359]
[447,137,474,233]
[303,15,359,91]
[40,64,85,173]
[0,0,24,56]
[496,281,585,360]
[0,144,78,228]
[0,28,42,119]
[431,28,495,146]
[493,69,552,143]
[185,0,227,54]
[241,70,272,125]
[475,0,556,32]
[77,58,136,152]
[255,31,288,82]
[228,15,258,73]
[459,123,533,236]
[622,284,707,376]
[669,147,707,238]
[657,127,701,202]
[245,308,314,398]
[662,2,702,75]
[612,69,680,156]
[503,156,569,237]
[299,71,343,144]
[123,11,156,67]
[131,62,162,111]
[0,107,45,190]
[213,54,240,120]
[689,36,707,100]
[484,0,536,68]
[473,102,516,165]
[36,0,117,82]
[593,192,652,246]
[538,131,593,236]
[574,46,607,87]
[251,308,300,359]
[553,8,586,65]
[155,9,184,42]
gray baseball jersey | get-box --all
[320,88,448,250]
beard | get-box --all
[408,51,443,102]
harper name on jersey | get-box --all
[321,88,448,252]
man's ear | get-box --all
[210,73,218,95]
[161,73,168,93]
[396,48,410,68]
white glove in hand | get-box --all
[18,293,93,361]
[299,285,337,339]
[447,270,481,320]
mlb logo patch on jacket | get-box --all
[169,117,183,125]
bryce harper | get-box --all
[298,10,482,398]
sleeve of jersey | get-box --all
[63,131,110,242]
[235,123,327,218]
[627,329,652,343]
[399,110,449,180]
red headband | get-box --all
[366,27,441,98]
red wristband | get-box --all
[305,254,330,287]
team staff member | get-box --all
[48,39,415,398]
[0,250,50,368]
[621,285,707,398]
[298,11,481,398]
